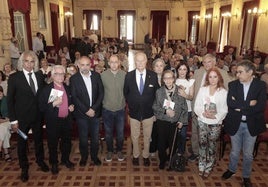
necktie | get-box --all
[28,72,36,95]
[139,74,144,95]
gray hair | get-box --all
[51,65,66,76]
[17,50,39,72]
[152,58,165,68]
[202,53,216,63]
[237,60,256,75]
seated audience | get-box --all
[0,86,11,162]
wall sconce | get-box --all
[140,15,147,21]
[205,14,217,19]
[64,11,73,17]
[106,16,112,20]
[248,7,267,17]
[193,15,200,20]
[176,16,183,21]
[221,12,238,18]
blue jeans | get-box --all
[76,117,100,160]
[102,108,125,152]
[228,122,257,178]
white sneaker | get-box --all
[117,152,125,161]
[105,152,113,162]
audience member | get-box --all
[7,50,49,182]
[260,63,268,98]
[39,65,75,175]
[153,70,188,170]
[9,37,20,70]
[0,86,11,162]
[175,62,195,155]
[123,52,159,166]
[101,54,126,162]
[194,68,227,177]
[149,58,165,156]
[188,54,230,162]
[222,60,266,187]
[0,71,7,95]
[70,56,104,166]
[32,32,45,61]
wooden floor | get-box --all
[0,137,268,187]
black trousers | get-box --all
[17,120,45,169]
[149,121,158,153]
[156,119,177,164]
[46,116,72,165]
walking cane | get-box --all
[167,126,179,171]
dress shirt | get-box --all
[22,69,38,92]
[241,79,253,121]
[9,43,20,58]
[81,71,93,106]
[135,69,146,92]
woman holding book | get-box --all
[194,68,228,177]
[153,70,188,170]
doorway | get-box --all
[118,10,135,43]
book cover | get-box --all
[48,88,64,103]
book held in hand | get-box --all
[48,88,64,103]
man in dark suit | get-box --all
[39,65,75,175]
[7,50,49,182]
[70,56,104,166]
[222,60,266,187]
[124,52,159,166]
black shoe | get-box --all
[132,157,139,166]
[61,160,75,169]
[159,162,165,170]
[188,154,198,162]
[222,170,235,180]
[51,164,59,175]
[243,178,252,187]
[20,169,29,182]
[93,158,102,166]
[79,157,87,166]
[143,158,150,167]
[38,161,49,172]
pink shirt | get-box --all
[54,83,68,118]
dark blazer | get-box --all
[124,69,159,120]
[70,71,104,119]
[7,71,45,124]
[224,78,266,136]
[38,83,72,120]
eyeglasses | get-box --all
[163,77,174,80]
[54,73,65,76]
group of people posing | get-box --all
[1,43,267,187]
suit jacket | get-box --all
[70,71,104,119]
[124,69,159,120]
[224,78,266,136]
[38,83,72,121]
[7,71,45,125]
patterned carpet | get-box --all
[0,137,268,187]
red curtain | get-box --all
[50,3,59,51]
[151,11,169,41]
[8,0,31,14]
[8,0,32,49]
